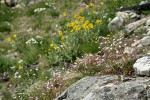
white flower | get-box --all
[26,38,38,45]
[18,60,23,64]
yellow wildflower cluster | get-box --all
[66,14,94,32]
[7,34,17,42]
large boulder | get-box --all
[133,55,150,76]
[57,75,150,100]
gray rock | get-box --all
[57,75,150,100]
[139,0,149,5]
[108,16,124,32]
[133,56,150,76]
[131,36,150,47]
[108,11,140,32]
[123,46,136,54]
[125,16,150,33]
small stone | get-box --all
[131,36,150,47]
[124,47,136,54]
[133,56,150,76]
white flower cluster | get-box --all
[14,72,21,79]
[45,2,56,9]
[26,38,38,44]
[34,8,46,13]
[18,59,23,64]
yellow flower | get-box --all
[92,10,96,14]
[96,19,102,24]
[73,25,81,31]
[63,12,67,17]
[107,34,110,37]
[84,20,89,24]
[74,62,77,65]
[66,23,71,27]
[82,24,89,30]
[88,23,94,29]
[74,20,79,25]
[61,36,65,42]
[13,34,17,38]
[89,3,94,7]
[58,30,63,35]
[74,14,79,19]
[71,21,75,26]
[79,8,83,12]
[86,5,89,8]
[7,37,11,42]
[55,46,60,51]
[100,2,104,5]
[70,29,74,32]
[79,16,85,22]
[50,43,54,47]
[18,65,23,70]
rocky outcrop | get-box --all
[125,16,150,34]
[57,75,150,100]
[108,11,140,32]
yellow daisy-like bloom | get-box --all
[63,12,67,17]
[74,14,79,19]
[92,10,96,14]
[13,34,17,38]
[107,34,110,37]
[84,20,89,24]
[86,5,89,8]
[66,23,71,27]
[74,20,79,25]
[88,23,94,29]
[82,23,89,30]
[7,37,11,42]
[79,16,85,22]
[55,46,60,51]
[100,2,104,5]
[79,8,83,12]
[50,43,54,47]
[61,36,65,43]
[18,65,23,70]
[96,19,102,24]
[58,30,63,35]
[71,21,75,27]
[73,25,81,31]
[89,3,94,7]
[70,30,74,32]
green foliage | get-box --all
[0,23,11,32]
[0,4,18,22]
[0,57,17,73]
